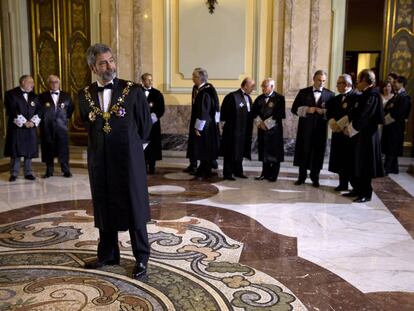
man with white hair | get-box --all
[326,74,358,191]
[39,74,74,178]
[185,67,220,178]
[4,75,41,182]
[253,78,285,182]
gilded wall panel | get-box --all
[383,0,414,145]
[29,0,91,143]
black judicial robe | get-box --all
[186,83,220,161]
[253,92,286,163]
[79,78,152,231]
[349,86,384,178]
[220,89,253,161]
[291,87,335,170]
[141,86,165,162]
[4,87,40,158]
[381,91,411,156]
[326,90,358,174]
[39,91,74,164]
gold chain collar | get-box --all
[84,81,133,133]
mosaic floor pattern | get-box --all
[0,204,305,310]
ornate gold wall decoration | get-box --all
[383,0,414,146]
[29,0,91,144]
[390,38,412,78]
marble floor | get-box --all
[0,152,414,310]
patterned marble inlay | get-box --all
[0,209,306,310]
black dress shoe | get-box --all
[84,258,119,269]
[43,173,53,178]
[9,176,17,182]
[342,191,359,197]
[24,175,36,180]
[254,175,266,181]
[294,179,305,185]
[223,176,236,181]
[132,262,147,280]
[334,185,348,191]
[268,177,277,182]
[63,172,72,178]
[353,196,371,203]
[312,181,320,187]
[234,174,248,179]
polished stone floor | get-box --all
[0,152,414,310]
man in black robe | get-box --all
[381,75,411,174]
[78,43,152,280]
[39,75,74,178]
[4,75,41,182]
[292,70,335,187]
[253,78,286,182]
[343,69,384,203]
[326,74,358,191]
[186,67,220,178]
[140,73,165,175]
[220,77,255,180]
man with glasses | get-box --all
[326,74,358,191]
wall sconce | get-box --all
[206,0,218,14]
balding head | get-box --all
[241,77,256,95]
[47,74,61,91]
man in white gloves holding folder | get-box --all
[4,75,41,182]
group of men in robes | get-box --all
[4,74,73,182]
[326,70,386,202]
[185,69,287,182]
[184,68,392,203]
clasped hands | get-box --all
[307,106,324,114]
[24,121,35,128]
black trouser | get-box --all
[384,155,399,174]
[97,225,150,266]
[338,173,349,188]
[298,166,320,183]
[262,162,280,180]
[196,160,212,177]
[353,176,373,198]
[146,159,156,169]
[223,158,243,178]
[10,157,32,176]
[46,160,70,175]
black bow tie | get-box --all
[97,83,113,92]
[51,92,59,95]
[313,89,322,93]
[22,91,29,94]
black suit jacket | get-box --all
[79,78,152,231]
[140,86,165,161]
[291,86,335,170]
[220,88,253,161]
[39,90,74,162]
[4,87,40,158]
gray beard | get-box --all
[100,70,117,82]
